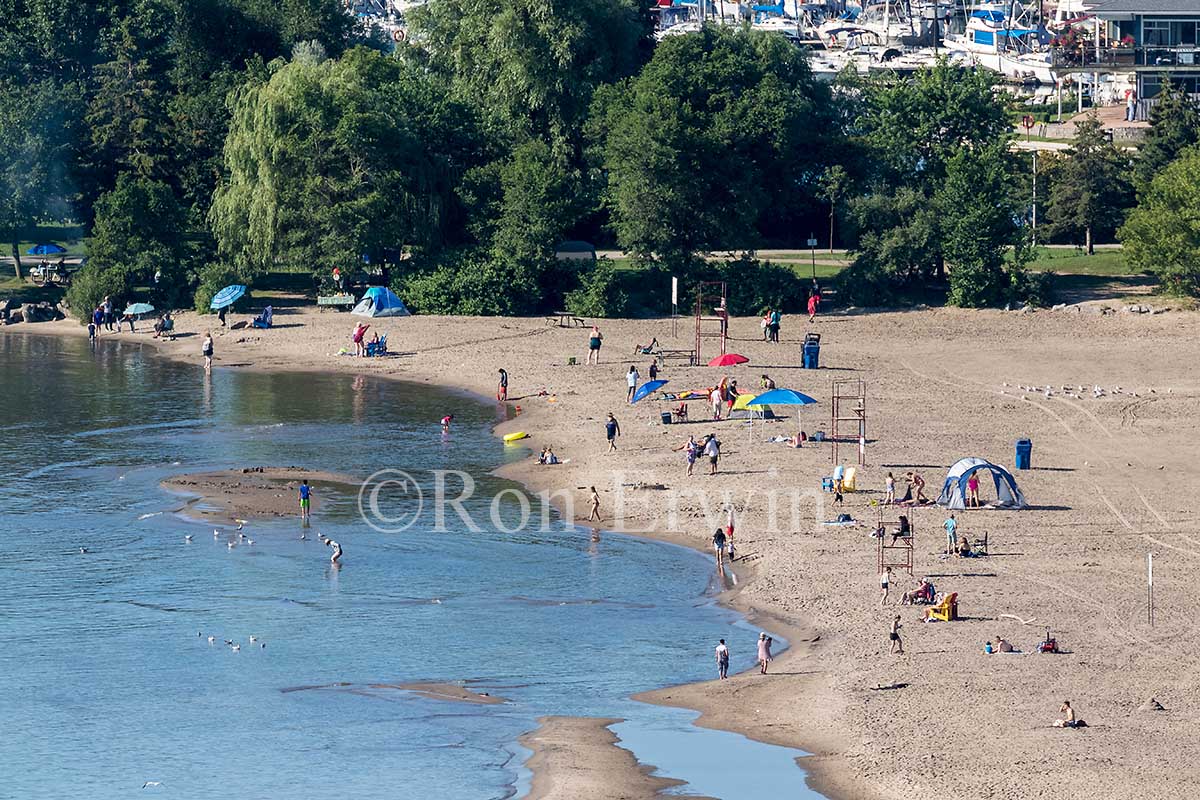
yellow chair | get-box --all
[843,466,857,492]
[924,592,959,622]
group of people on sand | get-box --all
[350,322,384,357]
[713,632,774,680]
[674,432,721,475]
[705,377,739,420]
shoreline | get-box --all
[13,318,849,798]
[15,302,1200,799]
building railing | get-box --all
[1051,45,1200,69]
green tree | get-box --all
[858,61,1010,185]
[0,78,79,278]
[818,165,849,253]
[937,143,1029,307]
[1044,113,1134,254]
[209,46,481,287]
[409,0,649,152]
[593,26,834,270]
[1120,145,1200,296]
[1134,81,1200,190]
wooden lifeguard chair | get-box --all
[694,281,728,365]
[876,505,915,576]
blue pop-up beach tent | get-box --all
[352,286,410,318]
[937,458,1027,510]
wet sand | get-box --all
[161,466,359,523]
[520,716,707,800]
[21,299,1200,799]
[386,682,506,705]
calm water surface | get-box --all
[0,333,823,800]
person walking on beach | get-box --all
[704,434,721,475]
[757,633,773,674]
[807,292,818,323]
[725,505,736,561]
[299,479,312,521]
[586,325,603,365]
[885,472,896,505]
[880,566,891,606]
[889,615,904,654]
[497,368,508,402]
[675,435,699,477]
[587,486,601,522]
[716,639,730,680]
[712,527,727,566]
[761,309,771,341]
[605,413,621,453]
[202,331,214,372]
[626,365,639,403]
[944,514,958,556]
[769,309,781,343]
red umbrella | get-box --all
[707,353,749,367]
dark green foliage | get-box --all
[1135,81,1200,191]
[408,0,649,153]
[592,26,834,270]
[1043,113,1135,254]
[564,259,630,318]
[1120,145,1200,296]
[403,250,537,316]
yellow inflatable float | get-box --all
[503,432,529,443]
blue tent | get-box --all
[352,286,410,318]
[937,458,1027,510]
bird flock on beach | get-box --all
[999,382,1170,401]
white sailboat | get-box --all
[943,1,1056,83]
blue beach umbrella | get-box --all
[632,379,668,404]
[748,388,818,407]
[123,302,155,317]
[209,285,247,310]
[27,243,66,255]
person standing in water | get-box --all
[441,414,454,432]
[299,479,312,521]
[202,331,214,372]
[327,538,342,565]
[712,527,727,566]
[757,633,772,674]
[715,639,730,680]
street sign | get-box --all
[806,238,818,248]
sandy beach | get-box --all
[18,296,1200,799]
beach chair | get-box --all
[672,402,688,423]
[924,592,959,622]
[365,333,388,357]
[843,466,857,492]
[251,305,273,329]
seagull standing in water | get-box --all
[185,535,193,542]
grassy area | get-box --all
[0,276,67,305]
[1022,246,1136,276]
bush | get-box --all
[194,263,251,314]
[65,264,134,322]
[564,259,631,317]
[1007,267,1054,307]
[836,252,902,306]
[402,251,539,315]
[707,257,808,315]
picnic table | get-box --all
[657,349,697,366]
[317,293,356,310]
[546,311,586,328]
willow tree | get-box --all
[209,46,479,288]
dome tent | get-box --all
[937,458,1027,510]
[352,286,410,318]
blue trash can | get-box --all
[802,341,820,369]
[1015,439,1032,470]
